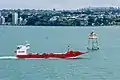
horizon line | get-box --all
[0,6,120,10]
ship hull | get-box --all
[16,51,87,59]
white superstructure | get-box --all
[15,41,30,55]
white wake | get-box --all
[0,56,18,60]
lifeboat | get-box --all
[15,42,88,59]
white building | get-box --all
[0,16,5,25]
[49,16,59,21]
[21,19,27,25]
[18,17,23,25]
[12,12,18,25]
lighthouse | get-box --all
[87,30,99,50]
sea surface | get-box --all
[0,26,120,80]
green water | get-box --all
[0,26,120,80]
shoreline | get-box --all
[0,25,119,27]
[0,25,119,28]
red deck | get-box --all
[16,50,87,59]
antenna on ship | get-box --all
[87,30,99,51]
[24,40,30,49]
[68,45,70,51]
[25,40,28,44]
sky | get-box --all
[0,0,120,10]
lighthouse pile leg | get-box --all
[87,38,99,50]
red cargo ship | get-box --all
[15,42,87,59]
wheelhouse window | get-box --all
[18,51,25,53]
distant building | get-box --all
[12,12,18,25]
[0,16,5,25]
[21,19,27,25]
[49,16,59,21]
[18,17,23,25]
